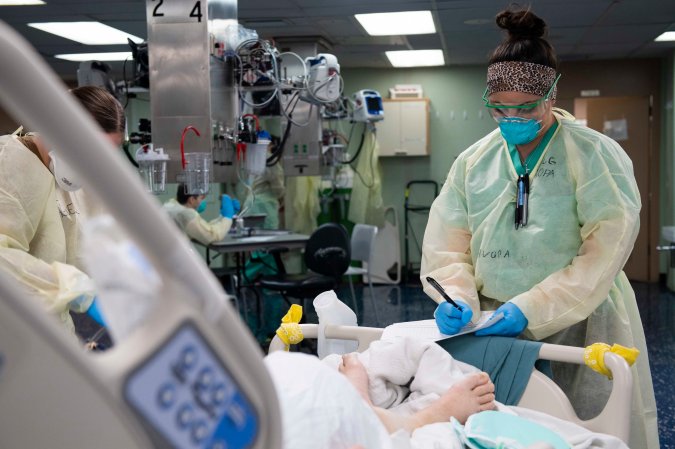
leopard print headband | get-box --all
[486,61,557,100]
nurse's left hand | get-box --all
[475,302,527,337]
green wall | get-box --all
[342,66,495,268]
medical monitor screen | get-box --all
[365,96,383,114]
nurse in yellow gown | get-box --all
[421,8,658,448]
[0,86,125,333]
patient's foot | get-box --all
[339,353,373,406]
[411,372,496,428]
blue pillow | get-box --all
[453,410,570,449]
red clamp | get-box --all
[180,125,201,169]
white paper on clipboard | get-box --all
[381,311,504,342]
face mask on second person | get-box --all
[486,97,549,146]
[48,150,83,192]
[196,199,207,214]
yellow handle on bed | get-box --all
[276,304,304,351]
[584,343,639,379]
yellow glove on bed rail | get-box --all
[276,304,304,351]
[584,343,639,379]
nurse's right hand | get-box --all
[434,301,473,335]
[220,194,235,218]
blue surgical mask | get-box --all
[498,117,542,145]
[196,199,207,214]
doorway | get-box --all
[574,96,658,282]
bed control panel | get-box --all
[125,323,258,449]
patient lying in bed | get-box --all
[264,337,629,449]
[339,352,497,434]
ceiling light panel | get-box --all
[28,22,142,45]
[386,49,445,67]
[355,11,435,36]
[0,1,45,5]
[55,52,132,61]
[654,31,675,42]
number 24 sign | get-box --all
[150,0,204,23]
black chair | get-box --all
[258,223,351,308]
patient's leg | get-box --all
[339,353,496,434]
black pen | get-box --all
[425,277,462,311]
[515,175,524,230]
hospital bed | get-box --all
[269,323,632,444]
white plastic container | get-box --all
[245,137,269,176]
[135,145,169,194]
[313,290,358,359]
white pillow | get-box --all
[264,351,395,449]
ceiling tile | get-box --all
[601,1,675,26]
[584,24,669,45]
[405,33,443,50]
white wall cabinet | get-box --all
[376,98,430,156]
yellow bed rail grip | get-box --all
[275,304,304,351]
[584,342,639,379]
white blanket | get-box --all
[264,338,628,449]
[323,337,480,414]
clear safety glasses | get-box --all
[482,74,561,122]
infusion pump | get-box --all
[352,90,384,123]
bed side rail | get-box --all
[269,324,382,353]
[519,344,631,443]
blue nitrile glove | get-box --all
[475,302,528,337]
[434,301,473,335]
[220,194,235,218]
[87,298,106,327]
[232,198,241,214]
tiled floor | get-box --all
[241,280,674,448]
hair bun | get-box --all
[496,9,547,40]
